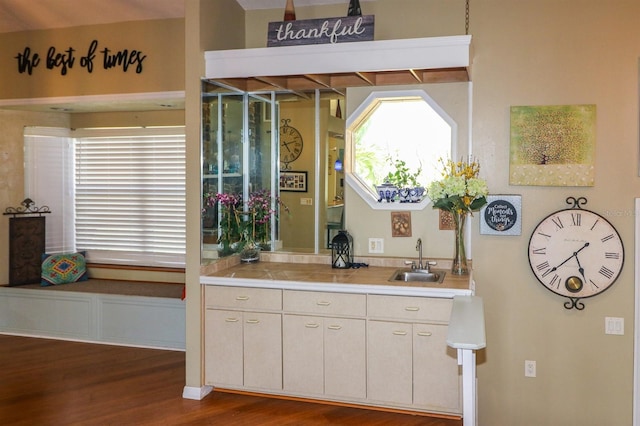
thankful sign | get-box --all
[267,15,374,47]
[14,39,147,76]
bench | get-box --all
[0,279,186,350]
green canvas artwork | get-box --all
[510,104,596,186]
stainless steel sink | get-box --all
[389,269,446,283]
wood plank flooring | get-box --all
[0,335,462,425]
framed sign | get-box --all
[480,195,522,236]
[268,15,375,47]
[280,171,308,192]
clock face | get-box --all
[528,208,624,300]
[279,123,303,166]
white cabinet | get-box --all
[283,314,366,399]
[203,283,461,416]
[282,290,366,400]
[204,286,282,391]
[367,295,460,414]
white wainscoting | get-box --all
[0,286,185,350]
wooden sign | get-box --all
[268,15,374,47]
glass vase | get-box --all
[451,211,469,275]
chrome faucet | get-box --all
[416,238,424,270]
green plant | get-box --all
[384,157,422,188]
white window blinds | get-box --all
[73,127,186,267]
[24,127,76,254]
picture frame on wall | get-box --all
[479,195,522,236]
[279,171,308,192]
[509,104,596,186]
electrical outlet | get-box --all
[300,198,313,205]
[525,360,536,378]
[368,238,384,254]
[605,317,624,335]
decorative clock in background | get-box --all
[480,195,522,236]
[279,118,303,170]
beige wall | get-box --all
[472,1,638,424]
[0,19,185,100]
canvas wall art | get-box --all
[509,104,596,186]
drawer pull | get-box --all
[316,301,331,306]
[305,323,320,328]
[236,295,250,301]
[225,318,239,323]
[404,306,420,312]
[393,331,408,336]
[246,319,260,324]
[417,331,433,337]
[327,325,342,330]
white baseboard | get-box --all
[182,385,213,400]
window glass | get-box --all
[349,92,454,205]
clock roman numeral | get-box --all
[536,261,550,271]
[551,217,564,230]
[548,274,560,289]
[590,219,600,231]
[571,213,581,226]
[532,248,546,255]
[537,232,552,239]
[601,234,615,243]
[589,279,600,290]
[598,266,614,279]
[605,252,620,259]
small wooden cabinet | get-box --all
[282,290,366,399]
[204,286,282,391]
[367,294,460,413]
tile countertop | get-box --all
[201,256,474,298]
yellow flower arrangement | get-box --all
[426,158,489,214]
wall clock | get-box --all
[527,196,624,310]
[279,119,303,170]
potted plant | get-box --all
[382,157,424,203]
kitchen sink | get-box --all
[388,268,446,283]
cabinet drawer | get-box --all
[283,290,366,317]
[368,295,452,323]
[205,286,282,311]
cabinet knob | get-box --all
[305,323,320,328]
[236,295,250,301]
[225,318,239,323]
[417,331,433,337]
[404,306,420,312]
[327,325,342,330]
[316,301,331,306]
[246,319,260,324]
[393,330,408,336]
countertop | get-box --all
[201,260,473,298]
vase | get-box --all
[240,246,260,263]
[284,0,296,21]
[451,211,469,275]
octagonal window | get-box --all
[347,90,455,209]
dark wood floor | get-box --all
[0,335,462,425]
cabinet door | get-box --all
[413,323,461,413]
[205,309,243,387]
[283,314,324,394]
[244,312,282,390]
[325,318,366,399]
[367,320,412,405]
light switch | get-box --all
[605,317,624,335]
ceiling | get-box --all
[0,0,373,113]
[0,0,371,34]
